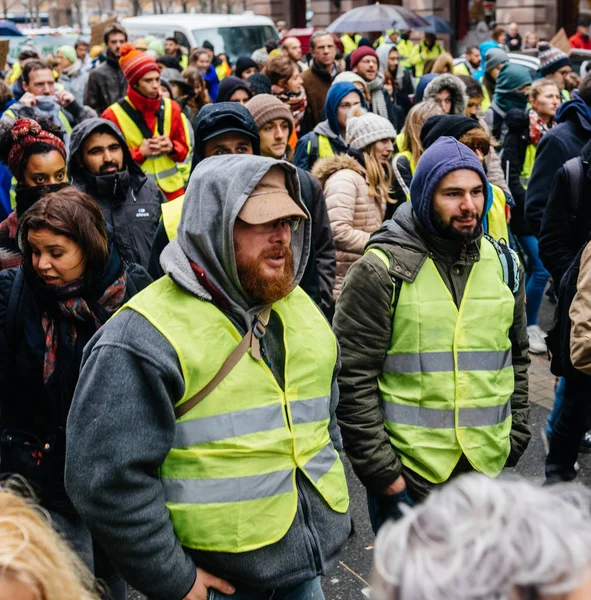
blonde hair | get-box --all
[432,52,454,74]
[363,143,393,202]
[529,78,560,101]
[0,486,99,600]
[403,101,444,164]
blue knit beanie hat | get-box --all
[325,82,366,136]
[410,136,488,235]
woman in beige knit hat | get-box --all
[312,106,396,298]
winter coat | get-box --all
[500,108,533,236]
[525,95,591,235]
[539,139,591,286]
[301,61,337,130]
[294,119,348,171]
[69,118,165,269]
[313,154,386,298]
[422,73,468,116]
[570,242,591,373]
[58,62,90,106]
[84,54,128,116]
[333,202,531,500]
[0,246,151,514]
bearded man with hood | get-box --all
[69,118,165,269]
[65,154,351,600]
[334,137,530,532]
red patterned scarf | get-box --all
[41,273,128,383]
[528,108,553,147]
[272,85,307,131]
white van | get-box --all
[121,13,279,62]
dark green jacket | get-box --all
[333,203,531,501]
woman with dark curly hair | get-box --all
[0,117,68,270]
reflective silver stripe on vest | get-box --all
[383,350,512,373]
[162,469,294,504]
[145,166,179,180]
[173,404,285,448]
[384,400,511,429]
[303,444,338,483]
[290,396,330,425]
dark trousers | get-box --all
[546,372,591,481]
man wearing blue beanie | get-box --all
[294,81,366,171]
[334,136,531,530]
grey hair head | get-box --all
[373,474,591,600]
[309,30,333,50]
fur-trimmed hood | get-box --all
[423,73,468,116]
[311,153,365,186]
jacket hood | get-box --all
[313,119,341,141]
[555,91,591,133]
[160,155,311,332]
[423,74,468,115]
[311,153,365,185]
[505,107,529,130]
[325,82,366,137]
[68,118,146,184]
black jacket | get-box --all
[501,108,532,236]
[539,140,591,286]
[69,118,165,269]
[84,53,128,116]
[525,98,591,235]
[0,248,151,513]
[148,167,336,318]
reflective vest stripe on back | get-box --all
[120,276,349,552]
[110,97,184,195]
[370,238,514,484]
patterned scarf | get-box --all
[271,85,308,131]
[367,72,389,120]
[528,108,553,146]
[41,273,127,383]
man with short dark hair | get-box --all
[69,118,164,268]
[569,16,591,50]
[453,46,481,78]
[165,36,188,71]
[85,23,128,115]
[281,36,307,72]
[409,32,444,77]
[334,137,530,529]
[75,38,92,72]
[301,31,339,129]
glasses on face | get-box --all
[239,217,301,233]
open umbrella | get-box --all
[416,15,455,35]
[327,3,429,34]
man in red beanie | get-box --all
[351,46,401,129]
[102,42,189,200]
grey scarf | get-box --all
[367,72,389,120]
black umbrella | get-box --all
[417,15,455,35]
[327,3,429,34]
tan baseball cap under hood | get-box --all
[238,165,308,225]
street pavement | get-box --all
[129,294,591,600]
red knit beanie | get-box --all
[119,42,159,87]
[350,46,379,70]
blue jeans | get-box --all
[208,577,324,600]
[518,235,550,326]
[49,511,126,600]
[546,377,565,438]
[367,488,416,534]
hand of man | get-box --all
[55,89,75,107]
[383,475,406,496]
[183,568,235,600]
[19,92,37,107]
[139,138,161,158]
[157,135,174,154]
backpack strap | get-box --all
[563,156,584,216]
[118,98,165,140]
[5,268,25,355]
[484,233,520,295]
[367,248,403,315]
[308,132,319,169]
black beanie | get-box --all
[216,76,253,103]
[420,115,481,150]
[235,56,258,79]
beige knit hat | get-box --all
[333,71,369,95]
[346,106,396,150]
[245,94,294,137]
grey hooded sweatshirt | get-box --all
[65,155,351,600]
[69,118,165,269]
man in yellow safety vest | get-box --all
[102,43,189,200]
[65,153,351,600]
[334,136,531,533]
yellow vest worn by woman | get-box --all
[120,276,349,552]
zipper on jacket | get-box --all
[296,472,322,575]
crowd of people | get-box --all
[2,13,591,600]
